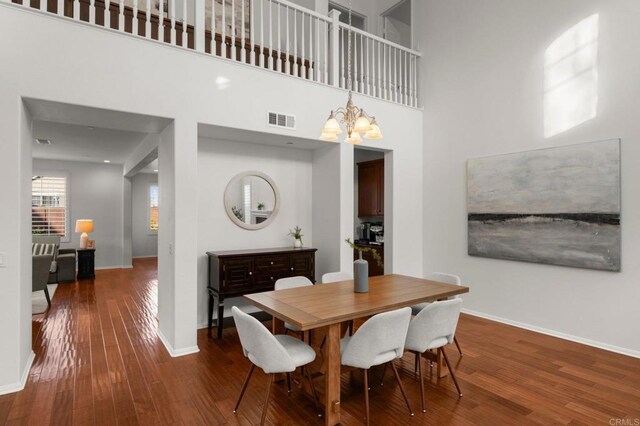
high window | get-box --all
[149,183,159,232]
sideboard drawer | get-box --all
[255,255,290,271]
[221,258,254,292]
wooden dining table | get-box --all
[244,273,469,425]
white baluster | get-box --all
[212,0,218,54]
[241,0,246,62]
[40,0,46,11]
[276,3,281,72]
[353,33,358,91]
[133,0,139,36]
[414,55,418,107]
[231,0,236,60]
[315,17,320,82]
[404,51,408,105]
[57,0,64,16]
[221,0,226,57]
[170,0,176,44]
[89,0,95,24]
[104,0,110,28]
[407,52,412,106]
[339,27,344,88]
[285,6,290,75]
[365,37,370,95]
[373,40,378,97]
[308,15,313,80]
[293,9,297,76]
[301,12,306,78]
[74,0,80,20]
[145,0,151,38]
[260,0,265,67]
[323,20,328,83]
[268,0,273,69]
[158,0,164,40]
[181,0,187,47]
[119,0,124,32]
[249,0,254,64]
[360,34,366,93]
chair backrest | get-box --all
[231,306,296,373]
[274,276,313,290]
[32,254,53,292]
[341,307,411,369]
[405,299,462,353]
[321,271,352,284]
[425,272,461,286]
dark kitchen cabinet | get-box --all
[358,159,384,217]
[354,244,384,277]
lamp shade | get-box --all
[75,219,94,233]
[345,132,362,144]
[322,116,342,135]
[319,132,338,141]
[364,123,383,140]
[353,113,372,133]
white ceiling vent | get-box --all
[267,111,296,130]
[35,138,52,145]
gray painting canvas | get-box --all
[467,139,621,271]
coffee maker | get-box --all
[370,223,384,244]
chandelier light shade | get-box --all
[319,1,383,144]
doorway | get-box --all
[381,0,412,48]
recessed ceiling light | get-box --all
[103,160,111,163]
[154,169,158,172]
[35,139,51,145]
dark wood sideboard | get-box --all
[207,247,317,339]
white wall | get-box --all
[32,159,126,269]
[0,2,422,386]
[196,138,313,325]
[418,0,640,356]
[131,173,158,258]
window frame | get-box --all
[148,182,159,235]
[31,171,71,243]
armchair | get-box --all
[32,235,76,283]
[33,254,54,306]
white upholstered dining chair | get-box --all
[410,272,464,356]
[321,271,352,283]
[405,298,463,413]
[340,307,414,425]
[231,306,320,425]
[275,276,313,337]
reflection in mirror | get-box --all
[224,171,280,230]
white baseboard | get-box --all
[462,308,640,359]
[95,265,127,270]
[0,351,35,396]
[157,328,200,357]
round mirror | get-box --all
[224,171,280,230]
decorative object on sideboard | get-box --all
[86,240,96,249]
[345,238,383,293]
[224,171,280,230]
[467,139,621,271]
[75,219,94,249]
[320,0,383,143]
[288,226,304,248]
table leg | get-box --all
[324,323,341,426]
[436,348,447,378]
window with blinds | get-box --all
[149,184,159,231]
[32,176,68,237]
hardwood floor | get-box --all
[1,258,639,425]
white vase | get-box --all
[294,239,302,248]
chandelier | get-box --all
[320,1,383,143]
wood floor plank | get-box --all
[3,258,638,425]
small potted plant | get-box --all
[288,226,304,248]
[232,206,243,221]
[257,202,265,211]
[345,238,383,293]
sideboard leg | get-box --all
[208,290,214,337]
[217,298,225,339]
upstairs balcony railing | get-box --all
[7,0,421,107]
